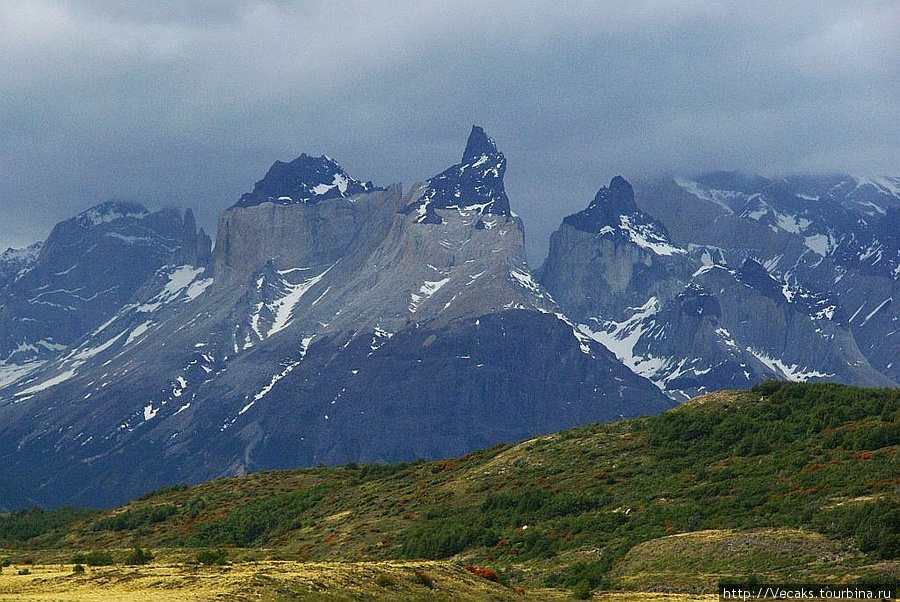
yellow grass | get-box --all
[0,560,575,601]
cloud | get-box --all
[1,1,897,263]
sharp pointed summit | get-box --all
[405,126,511,222]
[461,125,499,163]
[572,176,639,226]
[561,177,675,252]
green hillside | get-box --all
[2,382,898,597]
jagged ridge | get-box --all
[233,154,382,208]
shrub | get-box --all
[0,506,96,544]
[411,569,434,589]
[572,579,592,600]
[720,574,762,588]
[18,568,30,575]
[375,573,396,588]
[83,551,114,566]
[401,515,498,559]
[464,564,500,582]
[188,486,327,547]
[814,498,900,559]
[92,505,177,532]
[73,564,85,573]
[124,545,153,565]
[196,549,228,566]
[137,483,188,500]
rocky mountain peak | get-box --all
[461,125,499,163]
[74,201,150,228]
[405,126,511,223]
[589,176,638,217]
[0,241,42,288]
[233,154,382,209]
[0,203,186,366]
[177,208,212,267]
[562,177,673,246]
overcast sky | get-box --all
[2,1,898,262]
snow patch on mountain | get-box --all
[614,215,686,256]
[77,202,149,227]
[804,233,833,257]
[675,177,736,214]
[746,347,834,381]
[0,242,42,281]
[577,297,671,386]
[143,404,158,421]
[232,336,315,424]
[853,175,900,198]
[138,266,212,313]
[267,263,336,337]
[15,368,77,397]
[860,297,892,327]
[0,360,45,389]
[409,277,451,313]
[68,331,126,364]
[312,172,351,196]
[509,268,544,295]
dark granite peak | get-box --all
[563,176,658,234]
[462,125,499,163]
[233,153,382,209]
[736,258,787,305]
[589,176,638,215]
[405,125,511,222]
[178,207,211,267]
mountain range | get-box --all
[0,126,896,508]
[540,173,898,400]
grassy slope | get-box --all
[1,381,898,596]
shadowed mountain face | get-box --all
[0,128,670,509]
[540,175,898,400]
[233,154,382,209]
[0,202,209,368]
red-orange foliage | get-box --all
[464,564,500,582]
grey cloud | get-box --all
[1,1,897,263]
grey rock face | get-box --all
[211,185,400,289]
